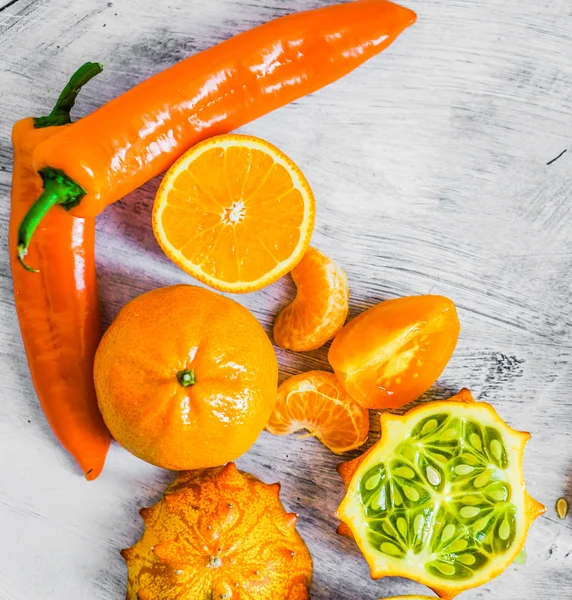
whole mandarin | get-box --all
[94,285,278,470]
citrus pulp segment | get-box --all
[266,371,369,454]
[152,134,315,293]
[337,390,544,599]
[274,247,349,351]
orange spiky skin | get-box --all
[384,597,438,600]
[122,463,312,599]
[383,597,438,600]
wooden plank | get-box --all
[0,0,571,599]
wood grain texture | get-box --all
[0,0,571,598]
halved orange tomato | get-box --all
[328,295,460,409]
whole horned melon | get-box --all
[122,463,312,599]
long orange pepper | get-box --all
[9,64,111,479]
[17,0,415,266]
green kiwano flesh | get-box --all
[337,392,544,599]
[359,412,515,581]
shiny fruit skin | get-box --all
[122,463,312,600]
[329,295,460,409]
[94,285,278,470]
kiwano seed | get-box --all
[556,498,569,519]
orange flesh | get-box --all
[153,135,315,293]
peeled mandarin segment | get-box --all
[274,247,350,352]
[336,391,545,599]
[266,370,369,454]
[122,463,312,600]
[328,295,460,409]
[152,134,315,293]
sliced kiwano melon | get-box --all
[336,389,544,599]
[382,597,437,599]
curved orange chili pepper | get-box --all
[17,0,416,266]
[9,64,111,479]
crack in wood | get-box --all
[0,0,21,13]
[547,149,568,166]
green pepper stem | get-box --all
[17,169,86,271]
[18,62,102,271]
[34,62,103,129]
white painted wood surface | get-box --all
[1,0,571,598]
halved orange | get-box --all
[266,371,369,454]
[274,247,349,352]
[153,134,315,293]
